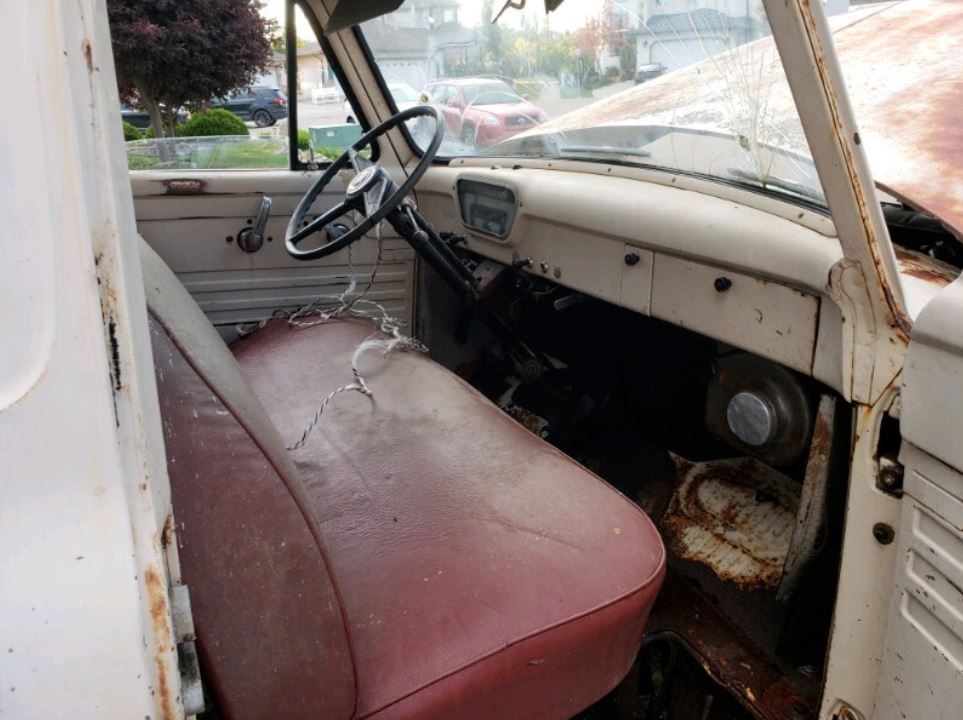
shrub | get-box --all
[297,128,310,151]
[122,121,142,141]
[175,109,249,137]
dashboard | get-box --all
[418,163,850,398]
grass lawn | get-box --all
[196,140,288,169]
[126,137,358,171]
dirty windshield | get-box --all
[360,0,858,206]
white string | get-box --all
[236,220,426,450]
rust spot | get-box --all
[144,566,176,720]
[164,178,207,196]
[161,512,176,550]
[894,247,958,285]
[81,39,93,72]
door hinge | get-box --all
[170,583,205,715]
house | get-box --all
[252,52,287,90]
[362,0,475,90]
[630,0,850,72]
[297,42,334,96]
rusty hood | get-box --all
[514,1,963,238]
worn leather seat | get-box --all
[141,239,665,720]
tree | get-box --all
[107,0,277,139]
[480,0,503,70]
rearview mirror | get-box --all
[323,0,405,33]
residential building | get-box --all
[630,0,849,72]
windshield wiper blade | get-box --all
[727,168,823,203]
[558,145,652,159]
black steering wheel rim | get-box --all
[285,105,444,261]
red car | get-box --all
[425,77,548,147]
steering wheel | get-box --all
[285,105,444,261]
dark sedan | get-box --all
[121,104,188,130]
[634,62,667,84]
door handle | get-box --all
[237,196,272,253]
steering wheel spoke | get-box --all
[285,106,443,262]
[290,201,353,246]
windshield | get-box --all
[461,81,518,105]
[360,0,861,206]
[390,84,420,103]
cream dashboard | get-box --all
[416,160,850,397]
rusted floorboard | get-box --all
[645,573,819,720]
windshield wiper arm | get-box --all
[558,145,652,159]
[727,168,823,203]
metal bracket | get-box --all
[170,583,205,715]
[876,454,904,498]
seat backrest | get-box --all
[140,239,356,719]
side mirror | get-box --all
[447,97,461,109]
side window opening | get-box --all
[111,0,365,172]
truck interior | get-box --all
[117,1,962,719]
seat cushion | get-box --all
[232,318,665,720]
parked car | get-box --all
[211,87,288,127]
[424,77,548,147]
[120,103,188,130]
[344,81,420,123]
[634,62,667,84]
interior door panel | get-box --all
[130,171,416,340]
[874,276,963,720]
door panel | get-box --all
[874,276,963,720]
[130,171,416,340]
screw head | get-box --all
[714,276,733,292]
[624,252,641,266]
[872,523,895,545]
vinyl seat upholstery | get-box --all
[141,239,665,720]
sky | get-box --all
[260,0,614,39]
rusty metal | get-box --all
[894,247,958,286]
[646,573,818,720]
[164,178,207,195]
[661,456,799,593]
[829,1,963,243]
[144,565,177,720]
[777,394,838,602]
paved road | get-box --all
[247,96,349,134]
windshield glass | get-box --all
[461,81,518,104]
[361,0,860,206]
[390,84,420,103]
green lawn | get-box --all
[126,137,351,171]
